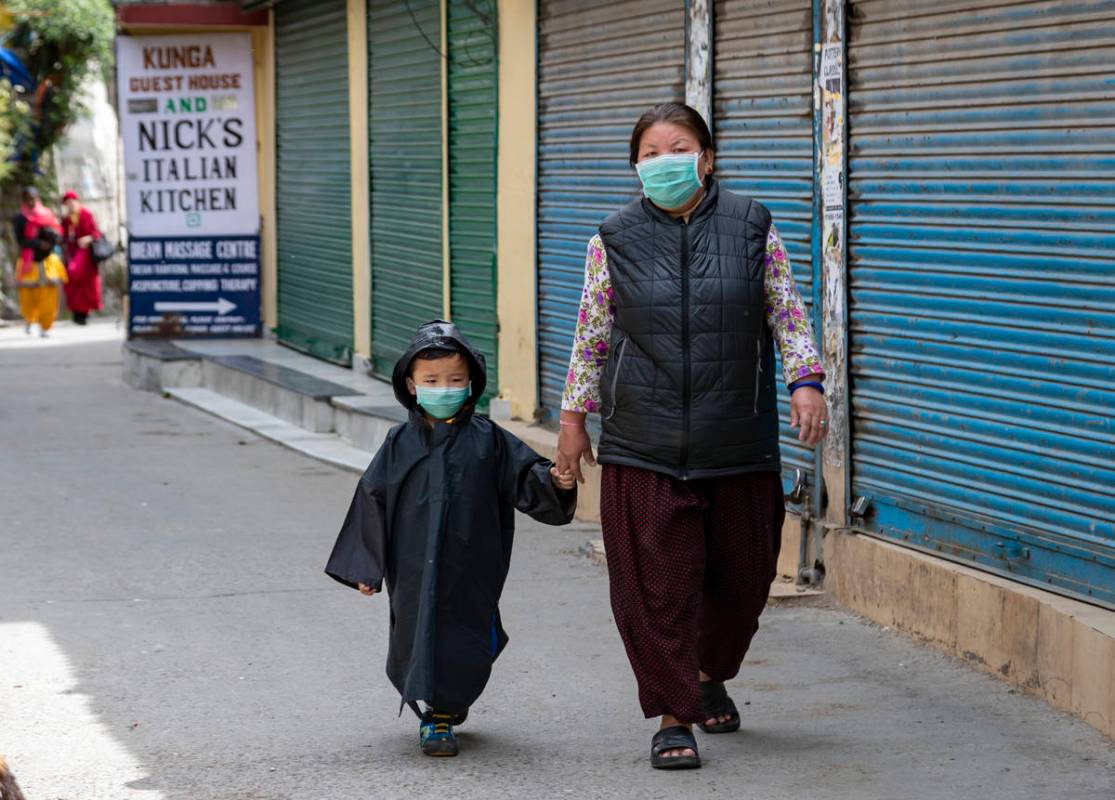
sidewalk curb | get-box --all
[165,387,370,474]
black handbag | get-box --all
[91,237,114,264]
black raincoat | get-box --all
[325,321,577,713]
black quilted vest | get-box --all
[597,179,780,479]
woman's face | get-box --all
[636,121,714,177]
[63,199,79,216]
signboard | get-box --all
[117,33,260,336]
[128,236,261,336]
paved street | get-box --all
[3,325,1114,800]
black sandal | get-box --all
[697,681,741,734]
[651,725,701,770]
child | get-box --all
[16,226,67,337]
[325,320,577,757]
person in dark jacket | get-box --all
[325,320,577,757]
[556,103,827,770]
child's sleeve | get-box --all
[498,428,577,526]
[324,450,389,591]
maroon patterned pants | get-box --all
[600,463,784,723]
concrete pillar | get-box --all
[347,0,371,367]
[685,0,713,126]
[494,0,539,420]
[440,0,451,320]
[254,20,277,331]
[816,0,850,525]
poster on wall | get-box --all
[117,33,260,337]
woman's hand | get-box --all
[357,583,376,596]
[789,376,827,447]
[77,235,94,249]
[556,413,596,484]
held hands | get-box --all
[357,583,376,596]
[550,466,576,491]
[789,380,827,447]
[556,415,596,484]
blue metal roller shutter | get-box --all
[847,0,1115,606]
[714,0,818,491]
[536,0,686,417]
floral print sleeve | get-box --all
[561,235,612,413]
[765,225,825,385]
[560,226,823,413]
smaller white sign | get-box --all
[821,44,842,82]
[823,169,843,211]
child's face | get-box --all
[406,352,470,396]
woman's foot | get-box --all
[699,672,738,730]
[651,720,701,769]
[419,711,459,757]
[655,715,697,761]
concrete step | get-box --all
[122,340,202,391]
[165,387,371,474]
[331,395,407,453]
[200,354,362,433]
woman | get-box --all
[60,190,103,325]
[12,187,67,336]
[556,103,827,770]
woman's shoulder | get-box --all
[716,186,772,227]
[583,234,607,271]
[600,196,649,236]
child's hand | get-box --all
[357,583,377,596]
[550,466,576,491]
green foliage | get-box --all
[1,0,115,189]
[0,91,14,185]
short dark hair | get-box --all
[628,102,714,166]
[408,347,464,377]
[21,186,39,201]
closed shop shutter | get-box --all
[274,0,353,365]
[714,0,817,490]
[536,0,685,416]
[847,0,1115,605]
[448,0,499,399]
[368,0,443,377]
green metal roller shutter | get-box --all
[274,0,353,365]
[448,0,499,399]
[536,0,686,418]
[368,0,444,378]
[847,0,1115,606]
[714,0,818,493]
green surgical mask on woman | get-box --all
[416,383,472,419]
[635,151,703,209]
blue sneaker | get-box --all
[420,711,459,757]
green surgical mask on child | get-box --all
[416,383,472,419]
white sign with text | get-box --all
[117,34,259,237]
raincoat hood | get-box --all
[391,320,487,413]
